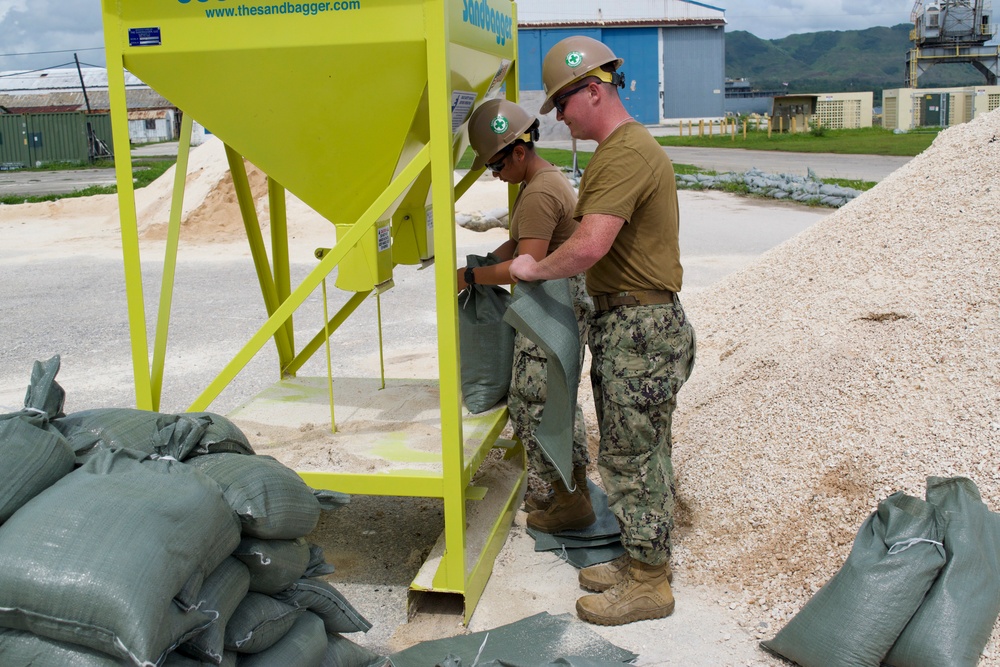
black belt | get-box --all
[593,289,675,312]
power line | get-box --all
[0,62,75,78]
[0,46,104,59]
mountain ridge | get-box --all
[727,24,990,100]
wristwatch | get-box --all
[464,266,476,286]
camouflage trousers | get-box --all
[590,296,695,565]
[507,273,594,484]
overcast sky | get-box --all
[0,0,917,74]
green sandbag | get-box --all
[272,578,372,634]
[233,536,311,595]
[884,476,1000,667]
[321,633,385,667]
[238,611,328,667]
[0,415,75,524]
[178,558,251,665]
[0,356,75,524]
[0,448,241,666]
[387,612,636,666]
[186,452,321,539]
[54,409,254,461]
[459,253,515,414]
[224,592,305,654]
[760,492,946,667]
[0,628,121,667]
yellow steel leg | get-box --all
[150,113,194,411]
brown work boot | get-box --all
[526,476,596,533]
[579,554,673,592]
[525,466,589,513]
[524,486,553,512]
[576,560,675,626]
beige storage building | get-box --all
[883,85,1000,130]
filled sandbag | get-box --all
[321,632,386,667]
[0,448,241,666]
[177,558,251,665]
[0,356,75,523]
[884,476,1000,667]
[224,593,304,654]
[0,628,121,667]
[272,578,372,634]
[186,452,321,539]
[55,409,253,461]
[760,492,946,667]
[237,611,327,667]
[233,536,311,595]
[0,415,75,524]
[458,253,515,413]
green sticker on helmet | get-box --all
[565,51,584,68]
[491,116,509,134]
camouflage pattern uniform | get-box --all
[589,297,695,565]
[508,272,594,483]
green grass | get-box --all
[0,159,175,206]
[656,126,938,157]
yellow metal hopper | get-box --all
[101,0,523,621]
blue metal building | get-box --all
[516,0,727,124]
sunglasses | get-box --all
[485,145,515,173]
[553,82,591,114]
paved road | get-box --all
[0,138,912,198]
[0,142,179,198]
[538,139,911,182]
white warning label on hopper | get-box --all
[452,91,477,132]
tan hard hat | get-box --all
[540,35,624,114]
[467,99,537,170]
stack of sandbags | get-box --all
[0,356,384,667]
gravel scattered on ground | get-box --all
[671,108,1000,656]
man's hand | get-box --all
[508,254,540,283]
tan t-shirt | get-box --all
[510,166,578,254]
[575,122,683,295]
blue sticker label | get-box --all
[128,28,162,47]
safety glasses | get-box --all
[485,145,515,173]
[553,82,591,114]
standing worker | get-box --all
[457,99,596,533]
[509,36,696,626]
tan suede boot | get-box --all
[575,560,675,625]
[579,553,673,592]
[526,475,596,533]
[524,486,553,512]
[525,466,589,513]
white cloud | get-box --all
[725,0,913,39]
[0,0,104,73]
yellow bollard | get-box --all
[791,117,797,134]
[743,119,748,140]
[708,120,713,137]
[767,115,772,138]
[779,116,784,133]
[699,119,704,137]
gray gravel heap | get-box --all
[672,107,1000,659]
[677,167,862,207]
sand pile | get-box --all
[132,138,272,243]
[673,108,1000,654]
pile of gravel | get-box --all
[672,108,1000,658]
[677,167,862,207]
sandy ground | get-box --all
[0,143,830,665]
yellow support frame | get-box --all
[101,0,522,623]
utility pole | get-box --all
[74,53,92,113]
